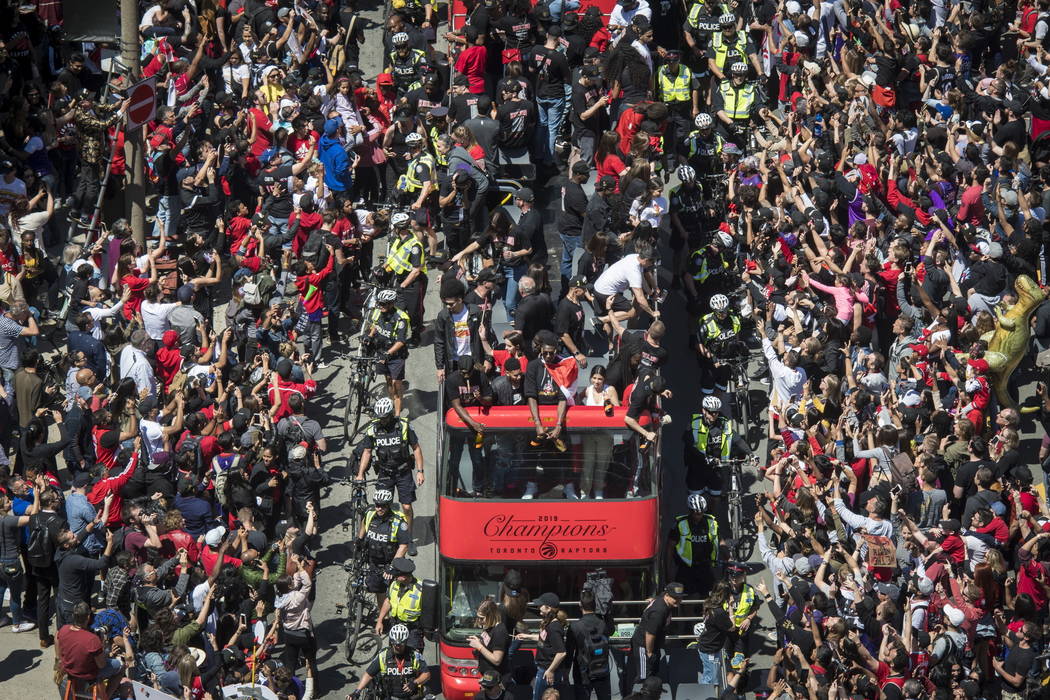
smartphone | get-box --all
[240,614,247,626]
[890,484,903,497]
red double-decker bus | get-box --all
[435,404,663,700]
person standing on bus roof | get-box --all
[433,278,487,383]
[490,357,527,497]
[523,331,573,499]
[668,494,722,599]
[620,582,684,697]
[515,592,569,700]
[357,397,424,557]
[445,353,493,497]
[375,557,426,651]
[357,488,409,611]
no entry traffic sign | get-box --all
[125,77,158,132]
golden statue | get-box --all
[981,275,1047,407]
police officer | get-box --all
[684,231,733,306]
[707,15,760,83]
[724,563,760,672]
[693,294,744,393]
[397,133,437,212]
[357,489,410,609]
[358,397,424,556]
[669,165,706,281]
[376,557,425,651]
[713,62,759,141]
[366,289,412,416]
[657,52,699,165]
[387,32,428,96]
[385,211,427,346]
[683,0,725,90]
[667,494,721,598]
[351,624,430,700]
[682,396,751,500]
[685,113,724,181]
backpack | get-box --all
[176,434,205,477]
[883,447,918,494]
[241,279,262,306]
[26,512,60,569]
[575,618,611,681]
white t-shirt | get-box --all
[451,305,471,358]
[140,418,165,461]
[593,254,644,297]
[0,176,27,217]
[629,195,667,228]
[222,63,250,95]
[140,301,179,340]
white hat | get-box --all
[916,576,934,595]
[189,647,207,667]
[965,378,983,394]
[785,1,802,13]
[860,71,877,87]
[901,390,921,407]
[205,526,226,548]
[976,240,991,256]
[943,604,965,627]
[793,30,809,47]
[853,153,868,166]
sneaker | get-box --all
[626,487,639,499]
[594,491,604,500]
[314,361,329,370]
[563,483,578,500]
[11,622,35,633]
[522,482,538,499]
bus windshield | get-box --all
[442,562,656,643]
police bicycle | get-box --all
[342,535,381,662]
[722,354,753,448]
[721,456,757,562]
[341,352,383,444]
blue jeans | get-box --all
[536,96,567,165]
[559,233,581,283]
[269,214,290,241]
[533,666,566,700]
[153,195,180,238]
[0,559,26,624]
[698,650,722,684]
[504,264,526,318]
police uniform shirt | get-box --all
[670,183,704,219]
[364,509,409,557]
[408,156,434,189]
[706,33,756,69]
[362,419,418,465]
[393,235,425,279]
[669,515,716,563]
[365,648,423,698]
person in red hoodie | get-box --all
[87,438,142,527]
[292,242,335,363]
[267,357,319,421]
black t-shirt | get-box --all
[445,369,493,407]
[534,619,566,668]
[475,623,510,675]
[532,46,571,99]
[955,458,995,501]
[873,54,900,88]
[620,331,668,376]
[555,297,585,349]
[495,13,534,51]
[626,380,659,420]
[515,293,554,345]
[524,359,567,405]
[1002,643,1036,690]
[513,208,546,264]
[256,164,295,219]
[571,80,605,136]
[696,608,733,653]
[630,597,671,650]
[558,180,588,237]
[497,99,536,150]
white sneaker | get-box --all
[563,483,578,500]
[626,487,639,499]
[594,491,604,500]
[522,482,538,499]
[12,622,36,633]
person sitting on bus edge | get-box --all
[350,623,430,700]
[692,293,745,395]
[356,489,409,610]
[620,582,684,697]
[365,288,412,416]
[445,353,493,497]
[591,241,661,340]
[490,356,527,496]
[357,397,424,556]
[683,396,753,504]
[668,494,722,599]
[433,278,488,384]
[523,331,574,499]
[375,557,425,651]
[515,592,568,700]
[568,588,613,700]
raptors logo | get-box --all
[539,541,558,560]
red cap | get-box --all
[376,72,395,86]
[967,358,990,373]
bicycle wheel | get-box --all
[343,378,360,445]
[349,493,365,540]
[351,376,370,437]
[346,592,367,661]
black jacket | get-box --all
[432,303,486,372]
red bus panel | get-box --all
[443,405,650,429]
[438,496,658,562]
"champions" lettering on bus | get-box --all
[482,515,612,541]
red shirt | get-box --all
[268,378,319,420]
[87,451,140,527]
[455,45,488,94]
[247,108,274,158]
[91,426,118,472]
[492,349,528,375]
[57,625,104,680]
[293,254,334,315]
[227,215,253,255]
[286,131,319,162]
[596,152,626,192]
[958,184,986,226]
[120,273,151,320]
[201,546,243,576]
[940,533,966,563]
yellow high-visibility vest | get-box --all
[388,579,423,623]
[658,65,693,103]
[719,81,755,121]
[387,234,427,276]
[674,513,719,565]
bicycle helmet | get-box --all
[694,113,713,129]
[716,231,734,249]
[405,131,424,146]
[392,32,410,47]
[687,493,708,512]
[730,61,748,76]
[373,488,395,505]
[709,295,730,312]
[702,395,722,412]
[389,623,411,645]
[676,165,696,182]
[391,211,411,228]
[719,12,736,26]
[374,397,395,418]
[377,288,398,304]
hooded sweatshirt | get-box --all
[318,118,353,193]
[156,329,184,391]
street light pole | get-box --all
[121,0,145,245]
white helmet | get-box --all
[709,295,730,312]
[702,395,722,412]
[373,488,394,504]
[694,113,713,129]
[391,211,411,227]
[739,300,753,318]
[377,288,398,304]
[374,397,395,417]
[730,61,748,76]
[405,132,424,146]
[716,231,734,248]
[677,165,696,182]
[719,12,736,26]
[389,623,410,645]
[687,493,707,512]
[392,32,410,47]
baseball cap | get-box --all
[138,395,159,417]
[726,563,747,576]
[571,160,590,175]
[794,556,812,575]
[875,582,900,599]
[568,275,588,289]
[597,175,616,190]
[205,526,226,548]
[503,569,523,597]
[916,576,934,595]
[391,557,416,575]
[664,582,685,599]
[376,72,395,86]
[534,592,560,608]
[72,472,93,489]
[429,106,449,118]
[943,604,965,626]
[177,284,195,303]
[480,671,501,688]
[514,187,535,203]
